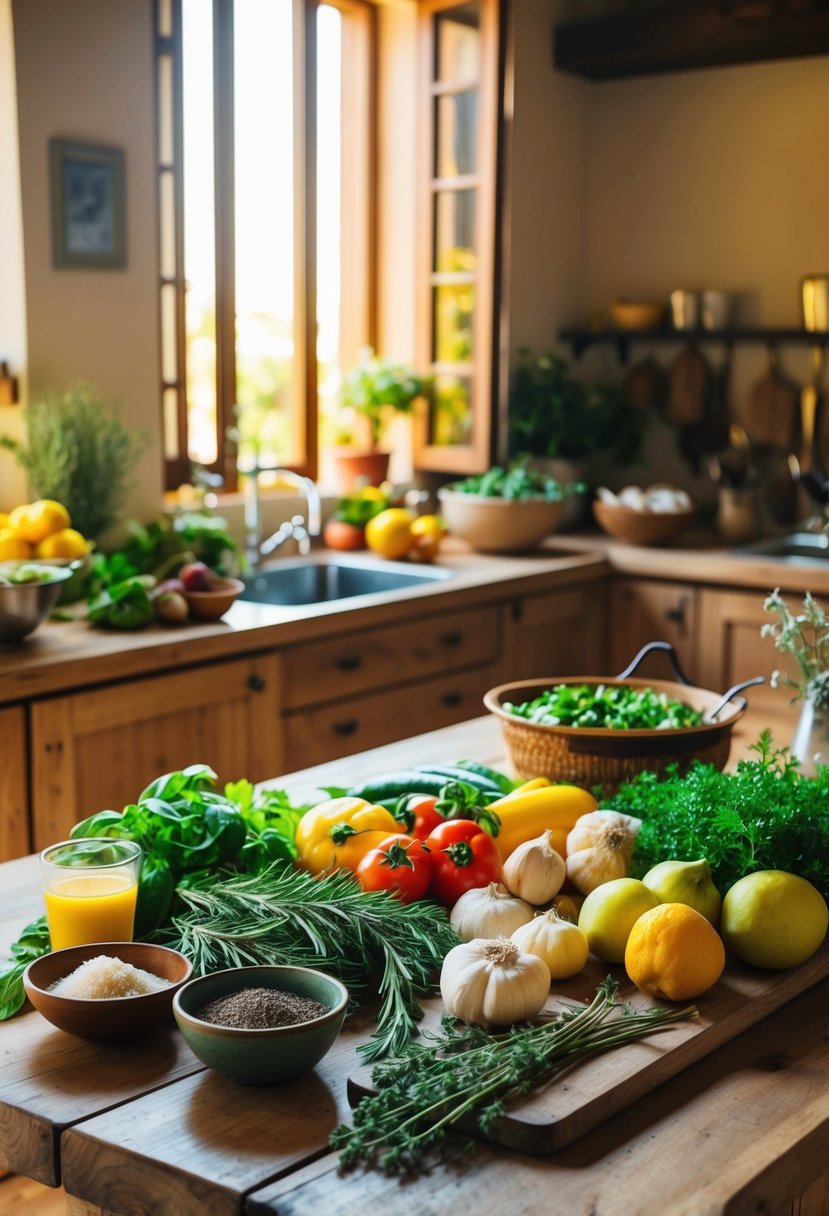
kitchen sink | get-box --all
[240,554,455,606]
[733,532,829,564]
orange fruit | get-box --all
[0,528,32,560]
[365,508,415,560]
[8,499,71,544]
[625,902,726,1001]
[408,514,446,563]
[35,528,88,560]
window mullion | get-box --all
[213,0,237,488]
[290,0,317,478]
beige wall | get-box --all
[8,0,161,520]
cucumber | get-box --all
[347,771,449,802]
[414,764,504,793]
[454,760,516,794]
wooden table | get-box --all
[2,716,828,1216]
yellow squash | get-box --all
[489,784,598,861]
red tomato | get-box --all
[323,519,365,551]
[393,794,447,840]
[355,833,433,904]
[424,819,501,905]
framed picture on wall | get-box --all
[49,138,126,269]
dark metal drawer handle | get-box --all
[248,674,266,692]
[334,655,362,672]
[441,691,463,708]
[332,719,359,736]
[439,631,463,648]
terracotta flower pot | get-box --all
[332,449,391,493]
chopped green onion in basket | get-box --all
[502,684,704,730]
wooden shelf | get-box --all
[560,326,829,361]
[553,3,829,82]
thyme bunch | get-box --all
[332,978,696,1173]
[163,864,458,1060]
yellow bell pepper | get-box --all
[489,784,598,861]
[294,796,399,874]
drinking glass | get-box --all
[40,838,142,950]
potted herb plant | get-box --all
[334,349,428,490]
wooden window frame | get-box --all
[155,0,376,493]
[414,0,502,475]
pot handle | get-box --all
[705,674,766,722]
[616,640,695,686]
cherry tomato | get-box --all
[424,818,501,905]
[393,793,447,840]
[355,833,433,904]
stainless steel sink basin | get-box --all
[240,555,455,606]
[733,532,829,564]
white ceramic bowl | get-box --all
[437,489,566,553]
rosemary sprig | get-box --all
[332,978,697,1173]
[162,863,458,1060]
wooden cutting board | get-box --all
[745,349,799,450]
[347,940,829,1157]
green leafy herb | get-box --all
[610,732,829,899]
[448,461,581,502]
[163,863,458,1060]
[503,683,703,730]
[332,977,696,1174]
[0,917,51,1020]
[87,576,155,630]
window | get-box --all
[414,0,501,474]
[154,0,375,491]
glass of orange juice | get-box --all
[40,839,142,950]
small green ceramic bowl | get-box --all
[172,965,349,1085]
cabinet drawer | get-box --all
[283,664,500,768]
[280,606,500,709]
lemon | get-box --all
[720,870,828,969]
[0,528,32,560]
[625,902,726,1001]
[578,877,659,964]
[365,508,415,560]
[409,514,446,563]
[35,528,88,560]
[9,499,71,544]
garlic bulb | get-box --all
[565,810,642,895]
[511,910,589,979]
[502,830,566,905]
[449,882,534,942]
[440,937,551,1025]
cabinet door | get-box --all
[608,579,698,680]
[502,584,606,681]
[696,589,819,744]
[0,706,31,860]
[30,654,281,848]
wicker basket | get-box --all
[484,645,761,793]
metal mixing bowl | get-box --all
[0,564,75,643]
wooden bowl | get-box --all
[484,676,747,794]
[592,500,695,546]
[23,942,193,1040]
[437,490,567,553]
[610,300,666,331]
[183,576,245,620]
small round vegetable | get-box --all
[449,882,533,942]
[355,834,432,904]
[440,937,550,1025]
[154,589,190,625]
[511,909,589,979]
[393,793,447,840]
[323,519,365,551]
[425,819,502,905]
[179,561,214,591]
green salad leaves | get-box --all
[503,683,704,730]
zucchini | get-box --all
[454,760,517,794]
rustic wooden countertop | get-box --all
[1,716,827,1216]
[2,527,827,708]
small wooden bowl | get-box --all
[23,942,193,1040]
[183,576,245,620]
[610,300,666,331]
[592,500,695,546]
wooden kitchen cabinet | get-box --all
[0,706,31,860]
[500,583,607,681]
[29,653,281,848]
[607,577,698,680]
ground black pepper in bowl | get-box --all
[195,986,329,1029]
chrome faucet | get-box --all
[241,465,322,568]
